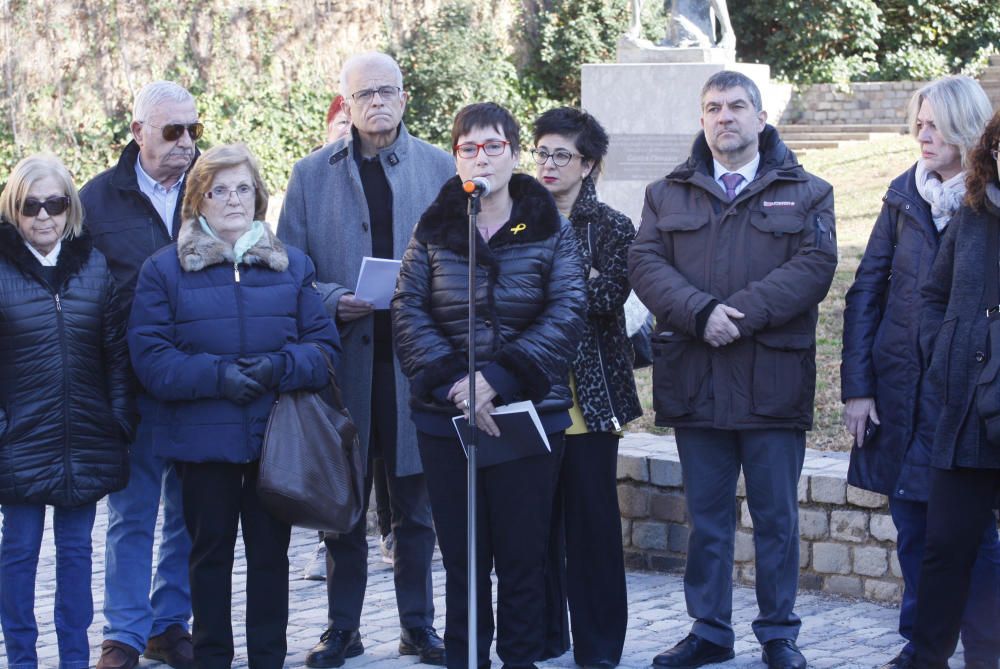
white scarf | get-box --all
[914,159,966,232]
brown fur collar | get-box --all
[176,218,289,273]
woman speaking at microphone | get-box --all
[392,102,586,669]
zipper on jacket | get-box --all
[587,222,620,431]
[54,291,73,499]
[233,263,250,461]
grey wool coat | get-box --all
[278,123,455,476]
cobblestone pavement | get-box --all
[7,499,966,669]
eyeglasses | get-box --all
[205,184,255,201]
[143,122,204,142]
[454,140,510,159]
[350,86,401,105]
[21,196,70,217]
[531,148,580,167]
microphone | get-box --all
[462,177,491,198]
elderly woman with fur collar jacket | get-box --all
[392,103,586,669]
[127,144,341,669]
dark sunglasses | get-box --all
[145,122,204,142]
[21,196,70,217]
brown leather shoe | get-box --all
[143,624,196,669]
[96,640,140,669]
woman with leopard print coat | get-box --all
[533,108,642,668]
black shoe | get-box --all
[305,628,364,668]
[400,626,446,666]
[652,634,735,668]
[761,639,807,669]
[878,650,914,669]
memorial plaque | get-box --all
[605,134,693,182]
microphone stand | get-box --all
[465,189,481,669]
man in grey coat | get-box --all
[278,52,454,668]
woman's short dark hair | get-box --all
[965,110,1000,212]
[451,103,520,155]
[532,107,610,175]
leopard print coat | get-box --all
[569,176,643,432]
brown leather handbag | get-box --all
[257,346,364,533]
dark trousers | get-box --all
[913,467,1000,669]
[176,461,291,669]
[417,430,564,669]
[544,432,627,665]
[325,358,436,630]
[890,497,1000,662]
[675,427,805,648]
[373,457,394,537]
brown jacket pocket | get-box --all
[652,331,709,418]
[751,331,815,418]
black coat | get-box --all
[921,192,1000,471]
[392,174,587,416]
[0,224,132,506]
[842,164,942,499]
[79,141,195,313]
[568,176,642,432]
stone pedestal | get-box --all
[581,61,790,227]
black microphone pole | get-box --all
[465,186,481,669]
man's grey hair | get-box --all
[700,71,763,113]
[907,75,993,168]
[132,81,195,123]
[338,52,404,100]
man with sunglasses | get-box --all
[80,80,200,669]
[278,51,454,668]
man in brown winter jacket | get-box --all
[628,70,837,669]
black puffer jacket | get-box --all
[568,176,642,432]
[0,223,132,506]
[392,174,586,417]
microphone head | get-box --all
[463,176,491,197]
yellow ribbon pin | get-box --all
[511,223,527,235]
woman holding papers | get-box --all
[532,107,642,668]
[392,102,586,669]
[128,143,341,668]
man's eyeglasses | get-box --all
[531,148,580,167]
[144,122,204,142]
[350,86,401,105]
[205,184,255,201]
[454,140,510,159]
[21,196,70,217]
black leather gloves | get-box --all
[220,363,266,405]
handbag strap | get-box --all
[310,343,348,409]
[987,220,1000,321]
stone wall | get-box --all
[783,81,927,126]
[617,433,905,604]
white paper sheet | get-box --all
[354,257,402,310]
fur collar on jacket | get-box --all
[177,218,289,273]
[415,173,562,261]
[0,221,94,289]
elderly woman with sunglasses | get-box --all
[127,143,341,669]
[0,154,132,669]
[530,107,642,668]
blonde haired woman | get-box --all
[0,154,132,669]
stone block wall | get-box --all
[618,433,905,604]
[782,81,927,125]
